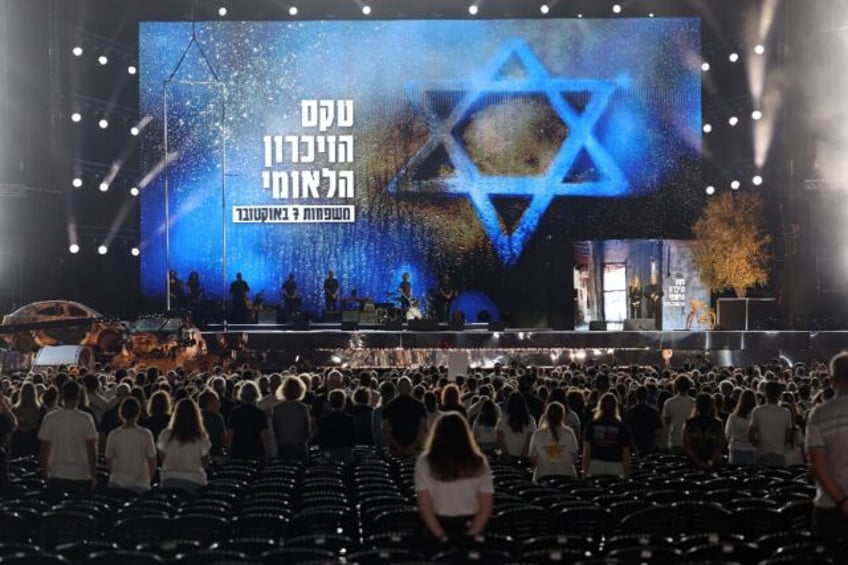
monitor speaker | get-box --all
[385,319,403,331]
[624,318,656,331]
[292,316,310,331]
[408,319,440,331]
[589,321,607,331]
[341,321,358,331]
[341,310,360,323]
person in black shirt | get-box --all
[683,392,725,470]
[323,270,340,312]
[228,381,268,463]
[350,387,374,445]
[229,272,250,323]
[282,273,301,320]
[624,386,663,454]
[518,373,544,422]
[382,377,427,455]
[317,390,356,462]
[582,392,631,478]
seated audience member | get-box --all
[683,393,725,470]
[157,398,211,493]
[228,381,268,463]
[529,401,579,482]
[317,390,357,462]
[582,392,631,478]
[382,377,428,456]
[624,385,663,454]
[749,381,792,467]
[105,397,156,492]
[142,390,172,444]
[415,412,494,542]
[199,389,228,461]
[472,399,499,454]
[273,375,311,462]
[725,388,756,465]
[497,392,536,461]
[350,387,374,445]
[38,380,98,496]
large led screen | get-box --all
[140,18,701,320]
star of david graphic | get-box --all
[388,39,628,265]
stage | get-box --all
[204,324,848,369]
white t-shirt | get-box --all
[496,415,536,457]
[806,395,848,508]
[785,427,804,466]
[725,414,754,452]
[157,428,211,485]
[529,426,579,481]
[38,408,98,480]
[414,454,494,517]
[750,403,791,456]
[472,422,498,450]
[662,395,695,448]
[105,425,156,490]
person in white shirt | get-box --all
[662,375,695,451]
[38,380,98,496]
[496,392,536,460]
[749,381,792,467]
[725,388,756,465]
[415,412,494,542]
[529,402,579,482]
[105,397,156,493]
[157,398,211,494]
[471,399,499,453]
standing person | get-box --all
[382,377,428,456]
[105,397,156,493]
[683,393,726,470]
[187,271,204,307]
[372,381,396,451]
[169,270,187,309]
[643,274,663,329]
[398,272,413,310]
[199,389,228,462]
[317,390,356,462]
[497,392,536,461]
[229,272,251,323]
[662,375,695,451]
[628,275,643,319]
[272,375,311,462]
[529,402,579,482]
[11,382,40,457]
[435,276,457,323]
[323,270,340,313]
[806,352,848,539]
[157,398,211,494]
[624,385,663,454]
[228,381,268,463]
[282,273,301,320]
[142,390,173,445]
[582,393,632,478]
[725,389,756,465]
[38,380,98,496]
[472,399,499,454]
[749,381,792,467]
[415,413,494,542]
[350,387,374,446]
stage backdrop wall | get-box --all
[139,18,701,322]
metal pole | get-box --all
[221,84,228,321]
[163,81,171,311]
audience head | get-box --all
[693,392,716,417]
[279,375,307,401]
[239,381,260,403]
[62,380,82,407]
[328,389,346,411]
[594,392,620,421]
[168,398,208,443]
[396,376,413,396]
[119,397,141,425]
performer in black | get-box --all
[628,275,642,319]
[282,273,301,320]
[229,272,250,323]
[323,270,340,312]
[644,274,663,329]
[187,272,204,306]
[398,272,413,310]
[435,276,458,323]
[168,270,186,309]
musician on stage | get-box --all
[229,272,250,323]
[323,270,340,312]
[282,273,301,319]
[398,272,413,310]
[644,274,663,329]
[628,275,642,319]
[168,270,186,309]
[435,276,458,323]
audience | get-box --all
[529,401,579,481]
[227,381,268,463]
[317,389,356,462]
[105,397,156,492]
[382,376,427,456]
[582,392,631,478]
[157,398,210,493]
[682,392,725,470]
[497,391,535,461]
[749,380,793,467]
[272,375,311,462]
[725,388,756,465]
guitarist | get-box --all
[323,270,340,312]
[398,272,413,311]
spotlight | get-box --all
[72,177,83,188]
[701,62,710,72]
[703,123,712,133]
[130,126,140,136]
[728,116,739,126]
[69,244,80,254]
[577,14,583,18]
[72,46,83,57]
[613,4,622,14]
[127,65,137,75]
[98,55,108,66]
[540,4,550,14]
[752,175,763,186]
[649,13,655,18]
[362,5,371,15]
[468,5,478,15]
[754,44,765,55]
[71,112,82,123]
[130,186,140,197]
[131,247,140,257]
[98,119,109,129]
[99,182,109,192]
[731,180,741,190]
[218,6,227,17]
[752,110,763,121]
[97,245,108,255]
[729,52,739,63]
[706,186,715,195]
[289,6,298,16]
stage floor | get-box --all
[204,324,848,368]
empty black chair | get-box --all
[520,548,594,563]
[489,506,548,540]
[172,549,252,565]
[602,534,674,554]
[754,532,812,557]
[135,540,203,561]
[346,548,424,564]
[0,543,43,558]
[432,548,512,564]
[672,501,734,534]
[0,512,32,543]
[82,550,164,565]
[365,507,421,536]
[606,546,682,564]
[684,541,763,563]
[284,534,356,554]
[293,508,357,537]
[39,511,101,549]
[54,541,119,564]
[521,534,597,556]
[112,515,172,548]
[211,539,279,557]
[553,507,613,537]
[230,513,289,540]
[778,499,812,532]
[173,514,229,545]
[731,507,783,537]
[259,547,336,564]
[0,555,71,565]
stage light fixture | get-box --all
[540,4,550,14]
[131,247,140,257]
[706,186,715,195]
[218,6,227,17]
[130,186,140,197]
[701,62,710,72]
[752,175,763,186]
[99,182,109,192]
[289,6,298,16]
[703,123,712,133]
[649,13,655,18]
[72,177,83,188]
[69,244,80,254]
[71,112,82,123]
[613,4,622,14]
[362,5,371,15]
[754,44,765,55]
[98,119,109,129]
[98,245,108,255]
[752,110,763,120]
[72,46,83,57]
[468,5,478,15]
[130,126,140,136]
[731,180,741,190]
[577,14,583,18]
[728,116,739,126]
[128,65,137,75]
[98,55,108,66]
[729,52,739,63]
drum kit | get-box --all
[381,291,427,322]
